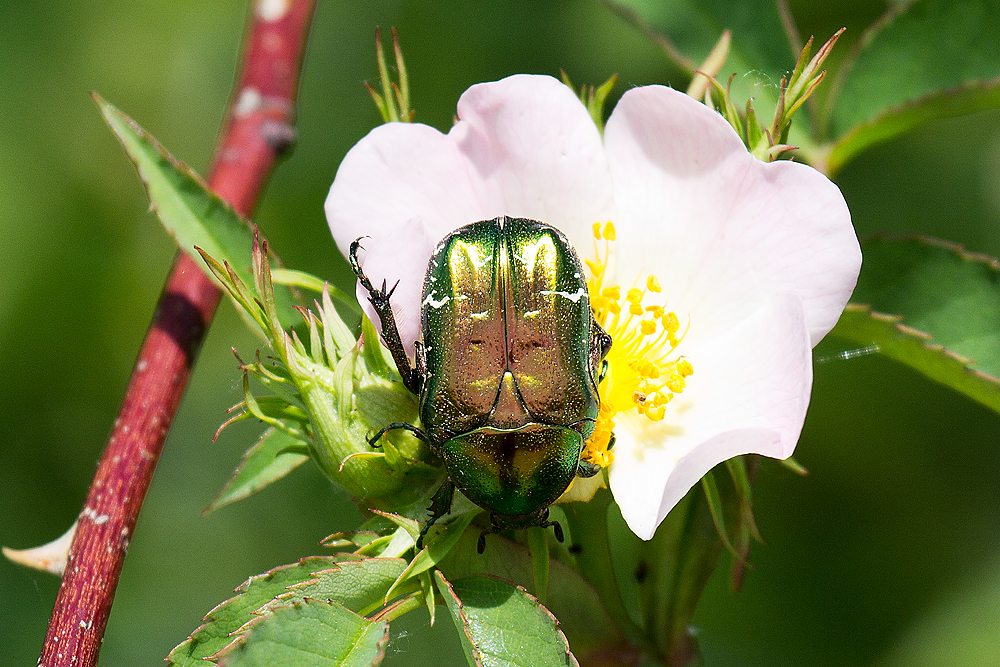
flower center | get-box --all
[581,221,694,468]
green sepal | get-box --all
[700,470,745,565]
[204,427,310,514]
[528,526,551,605]
[361,315,390,379]
[381,511,479,603]
[561,72,618,134]
[439,511,630,661]
[366,26,413,123]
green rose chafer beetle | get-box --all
[352,216,611,551]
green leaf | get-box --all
[825,0,1000,168]
[434,571,578,667]
[830,306,1000,414]
[169,557,407,666]
[216,599,389,667]
[382,511,478,602]
[438,521,628,660]
[205,427,310,514]
[602,0,792,115]
[831,236,1000,413]
[826,78,1000,174]
[168,557,347,666]
[275,557,410,616]
[94,94,300,324]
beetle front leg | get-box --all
[350,239,419,393]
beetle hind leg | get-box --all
[349,238,419,393]
[538,511,565,544]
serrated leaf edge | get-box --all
[826,76,1000,173]
[212,597,386,665]
[845,302,1000,387]
[168,556,348,664]
[434,571,580,667]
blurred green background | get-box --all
[3,0,1000,665]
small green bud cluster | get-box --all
[200,230,440,510]
[700,29,844,161]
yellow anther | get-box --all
[582,221,693,472]
[645,404,667,421]
[639,360,660,379]
[665,372,687,393]
[652,393,672,406]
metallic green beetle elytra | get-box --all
[352,216,611,552]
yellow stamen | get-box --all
[580,221,693,470]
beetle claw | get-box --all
[349,237,418,393]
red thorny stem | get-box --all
[39,2,317,665]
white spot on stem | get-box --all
[257,0,289,21]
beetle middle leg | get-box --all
[416,478,456,549]
[367,422,432,448]
[350,238,419,393]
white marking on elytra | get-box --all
[422,291,468,309]
[540,287,588,302]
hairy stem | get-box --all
[38,2,316,666]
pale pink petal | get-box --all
[609,293,811,539]
[353,218,437,357]
[452,74,616,251]
[325,122,487,262]
[604,85,860,349]
[326,75,615,336]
